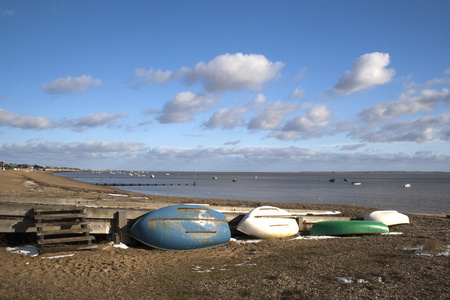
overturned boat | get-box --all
[129,205,231,250]
[236,206,300,239]
[310,220,389,236]
[364,210,410,226]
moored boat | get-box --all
[352,181,361,186]
[129,205,231,250]
[364,210,410,226]
[402,183,411,188]
[310,220,389,236]
[236,206,299,239]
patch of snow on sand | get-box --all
[41,254,74,259]
[104,242,129,249]
[25,180,37,186]
[230,237,262,244]
[6,246,76,259]
[6,245,39,257]
[403,245,450,256]
[337,277,370,284]
[293,235,339,240]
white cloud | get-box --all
[134,68,173,85]
[283,104,331,132]
[339,143,367,151]
[404,78,450,93]
[182,53,284,92]
[204,107,248,129]
[42,75,101,94]
[266,104,332,141]
[288,87,306,99]
[0,108,127,131]
[354,113,450,143]
[0,141,148,166]
[359,89,449,124]
[330,52,395,96]
[157,91,216,123]
[0,108,52,129]
[248,100,298,130]
[294,68,308,80]
[224,140,240,146]
[71,113,128,131]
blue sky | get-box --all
[1,0,450,172]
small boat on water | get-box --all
[352,181,361,186]
[129,205,231,250]
[364,210,410,226]
[310,220,389,236]
[329,179,335,182]
[236,206,300,239]
[402,183,411,188]
[212,176,217,180]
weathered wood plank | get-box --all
[0,219,111,234]
[36,227,91,236]
[34,208,86,213]
[34,213,87,220]
[114,211,130,244]
[36,221,88,228]
[38,236,95,245]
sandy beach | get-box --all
[1,170,449,299]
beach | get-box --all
[1,170,449,299]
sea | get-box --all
[56,171,450,215]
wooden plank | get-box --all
[36,221,88,228]
[34,213,87,220]
[34,208,85,213]
[36,227,91,236]
[0,219,111,234]
[114,211,130,244]
[39,244,98,254]
[38,236,95,245]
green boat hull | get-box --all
[310,220,389,236]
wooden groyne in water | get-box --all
[96,183,194,186]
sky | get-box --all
[1,0,450,172]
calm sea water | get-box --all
[57,171,450,215]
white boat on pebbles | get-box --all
[236,206,300,239]
[364,210,410,226]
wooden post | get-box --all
[114,211,130,244]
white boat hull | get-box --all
[236,206,299,239]
[364,210,410,226]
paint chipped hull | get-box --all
[236,206,299,239]
[129,205,231,250]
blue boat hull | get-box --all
[129,205,231,250]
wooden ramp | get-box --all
[34,208,97,254]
